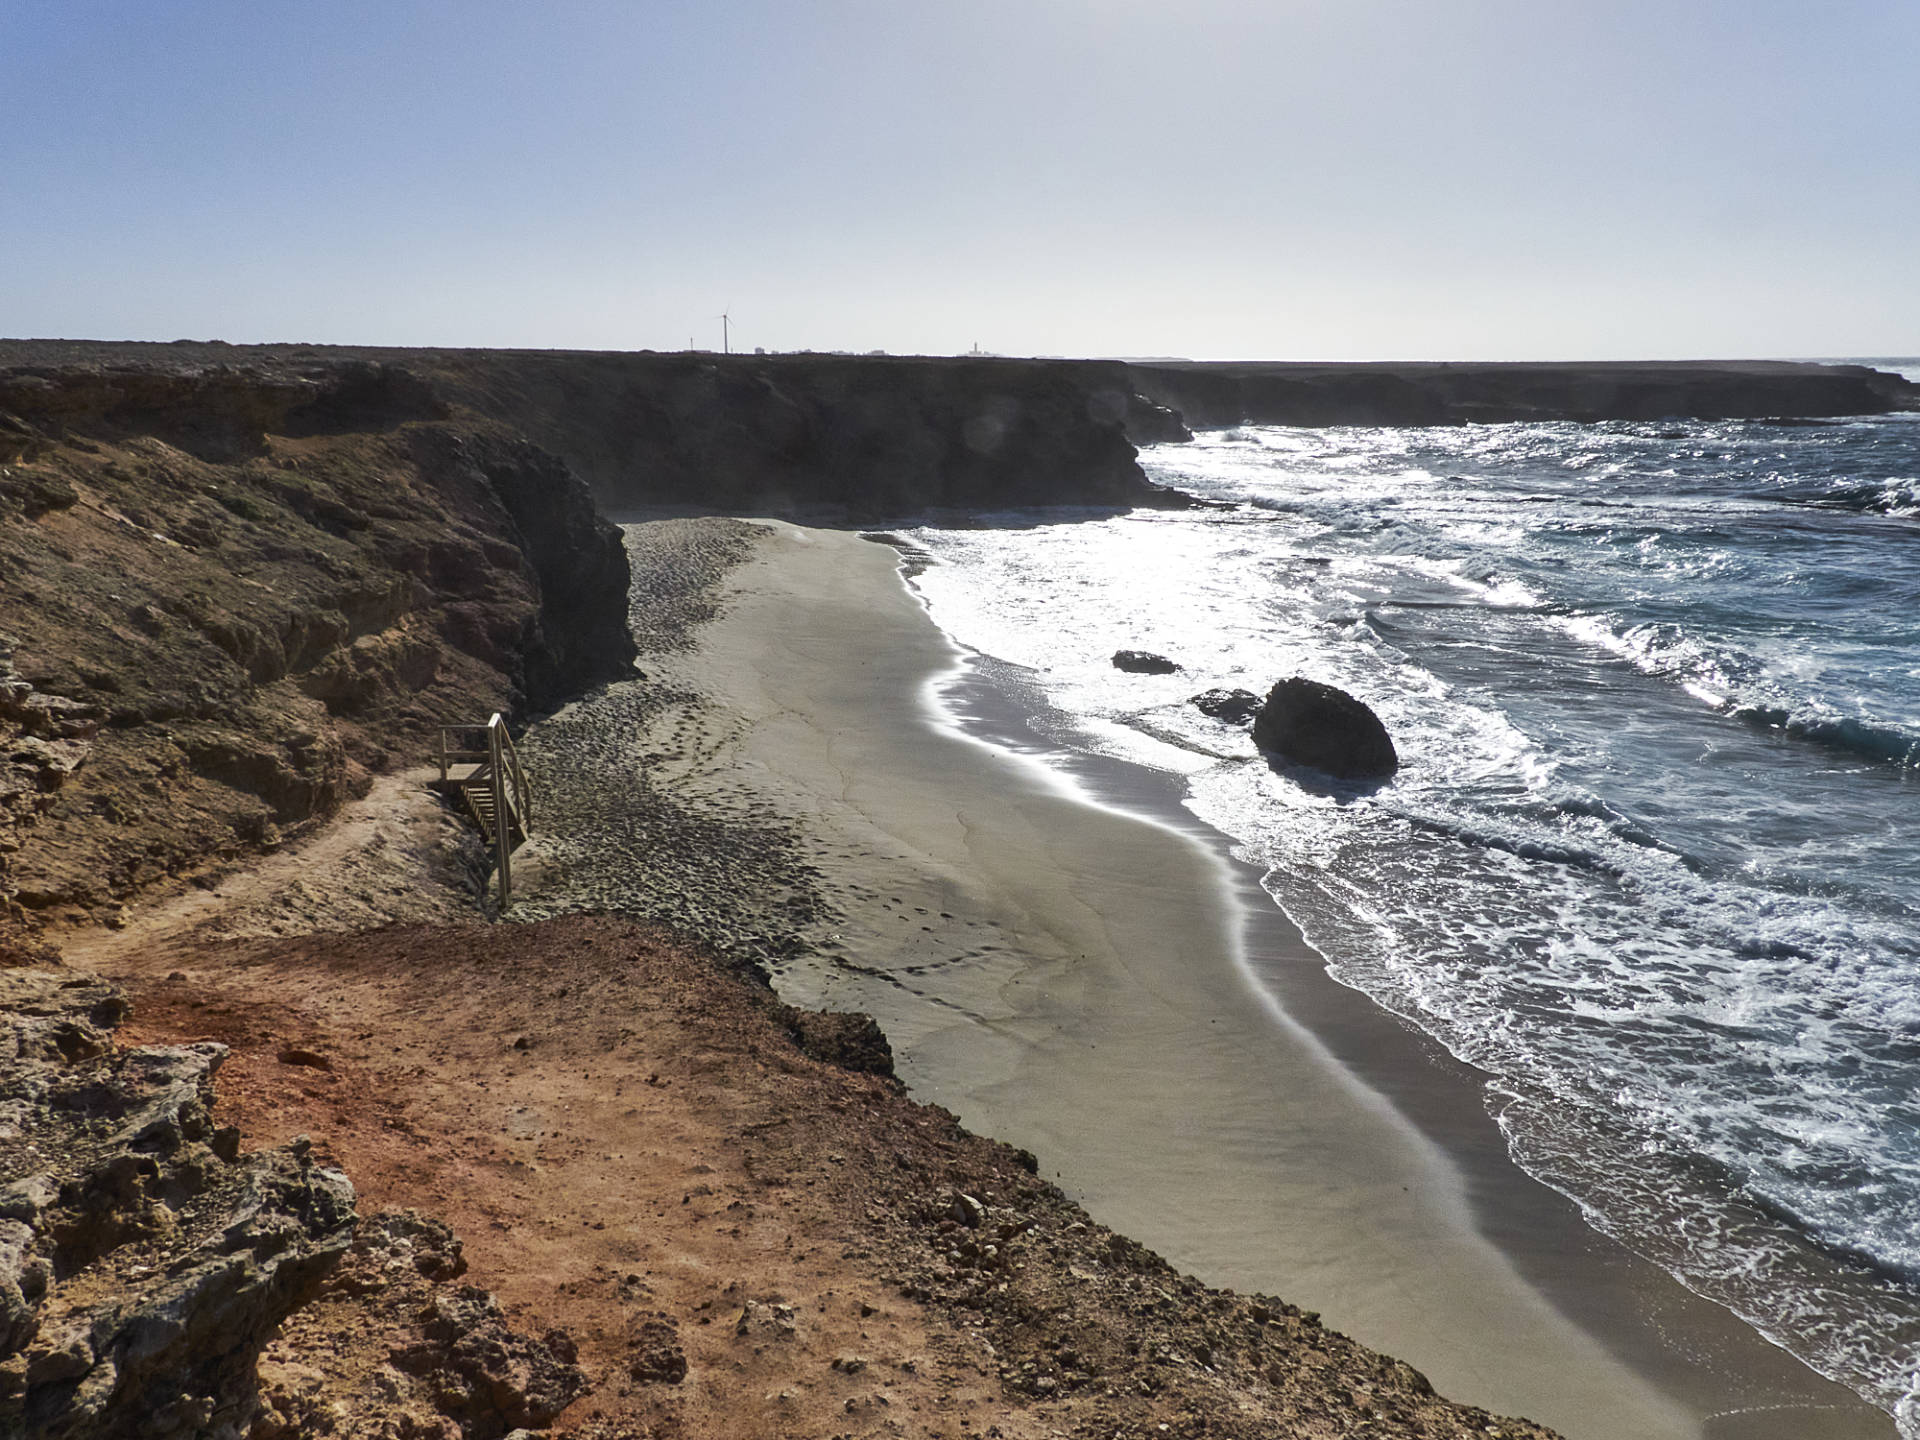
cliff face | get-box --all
[0,357,633,930]
[416,350,1186,515]
[1124,359,1920,429]
[0,344,1198,520]
[406,428,636,711]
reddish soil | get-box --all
[102,915,1557,1440]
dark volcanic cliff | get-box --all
[1123,358,1918,429]
[415,350,1186,515]
[6,344,1913,523]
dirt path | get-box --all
[64,765,486,967]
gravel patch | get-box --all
[507,519,830,974]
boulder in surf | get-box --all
[1251,677,1398,779]
[1190,688,1262,724]
[1112,650,1180,674]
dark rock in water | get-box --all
[1191,688,1262,724]
[1251,677,1398,779]
[1112,650,1180,675]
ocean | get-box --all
[898,362,1920,1432]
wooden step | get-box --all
[440,713,535,910]
[459,783,528,848]
[461,784,499,843]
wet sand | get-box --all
[534,516,1893,1440]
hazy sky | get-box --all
[6,1,1916,360]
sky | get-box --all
[4,0,1917,360]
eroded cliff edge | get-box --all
[0,356,634,934]
[1120,357,1919,428]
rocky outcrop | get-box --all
[1,643,101,896]
[255,1211,588,1440]
[778,1006,895,1078]
[1112,650,1180,674]
[1191,687,1262,724]
[1122,393,1194,445]
[0,968,356,1439]
[0,970,591,1439]
[1251,677,1399,780]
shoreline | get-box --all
[924,650,1897,1440]
[552,516,1889,1439]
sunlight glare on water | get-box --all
[905,404,1920,1430]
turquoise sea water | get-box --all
[902,364,1920,1430]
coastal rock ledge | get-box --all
[1191,687,1263,724]
[1251,677,1399,780]
[0,968,354,1440]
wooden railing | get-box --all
[437,713,533,910]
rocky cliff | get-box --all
[0,354,633,933]
[1122,358,1920,429]
[415,349,1189,515]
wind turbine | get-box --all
[717,308,732,355]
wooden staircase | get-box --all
[437,714,534,910]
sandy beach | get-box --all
[511,516,1893,1440]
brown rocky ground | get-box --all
[0,357,631,942]
[88,914,1558,1440]
[0,959,587,1440]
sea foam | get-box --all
[902,400,1920,1429]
